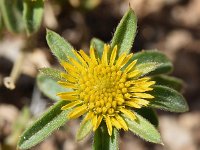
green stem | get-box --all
[93,122,119,150]
[3,51,25,90]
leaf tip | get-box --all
[157,137,164,145]
[38,67,44,73]
[128,2,132,9]
[46,28,50,32]
[128,5,136,15]
[182,103,189,112]
[46,28,53,36]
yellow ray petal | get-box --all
[57,81,78,89]
[101,44,110,65]
[141,81,155,87]
[94,115,103,131]
[68,105,87,119]
[125,101,141,108]
[133,81,155,90]
[131,77,151,84]
[111,117,122,130]
[57,91,79,101]
[120,53,133,68]
[124,60,137,73]
[119,108,136,121]
[132,93,154,99]
[61,100,82,110]
[109,45,117,65]
[127,70,141,78]
[128,87,153,92]
[60,61,77,72]
[105,116,112,136]
[82,111,94,124]
[60,73,77,83]
[57,94,78,101]
[70,70,81,78]
[131,98,150,106]
[57,91,78,96]
[90,46,98,65]
[73,50,88,67]
[115,53,126,67]
[124,93,132,99]
[69,57,85,71]
[115,114,128,131]
[79,49,90,63]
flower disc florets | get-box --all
[57,44,155,135]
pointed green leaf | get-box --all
[23,0,44,35]
[152,75,184,92]
[111,8,137,55]
[93,123,119,150]
[0,0,24,33]
[18,100,70,150]
[149,85,189,112]
[131,50,173,76]
[76,119,92,141]
[46,29,75,61]
[39,67,63,81]
[37,73,70,101]
[136,108,158,127]
[123,112,162,144]
[91,38,105,58]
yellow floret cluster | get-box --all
[57,44,155,135]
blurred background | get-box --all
[0,0,200,150]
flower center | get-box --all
[78,64,130,116]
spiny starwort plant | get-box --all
[18,8,188,150]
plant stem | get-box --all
[93,122,119,150]
[3,50,25,90]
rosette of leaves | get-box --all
[17,8,188,150]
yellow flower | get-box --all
[57,44,155,136]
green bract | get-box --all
[18,8,188,150]
[76,119,93,141]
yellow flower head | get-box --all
[57,44,155,136]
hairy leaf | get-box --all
[136,108,158,127]
[149,85,188,112]
[111,8,137,55]
[39,67,63,81]
[131,50,173,76]
[76,119,93,141]
[123,112,162,144]
[37,73,70,101]
[18,101,70,149]
[46,29,75,61]
[152,75,184,92]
